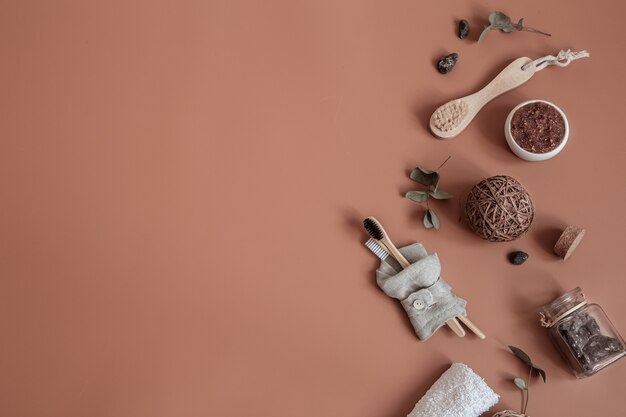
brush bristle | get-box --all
[363,217,384,240]
[365,238,389,261]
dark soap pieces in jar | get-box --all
[540,287,626,378]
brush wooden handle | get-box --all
[446,318,466,337]
[468,56,536,108]
[380,237,411,269]
[430,57,536,139]
[457,315,486,339]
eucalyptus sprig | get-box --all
[479,11,551,43]
[506,346,547,416]
[405,156,453,231]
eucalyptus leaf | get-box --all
[489,11,511,28]
[509,345,533,367]
[533,365,547,383]
[423,212,433,229]
[427,189,453,200]
[427,209,441,230]
[410,167,440,187]
[479,11,551,42]
[514,377,527,391]
[505,18,523,33]
[408,158,452,230]
[406,191,429,203]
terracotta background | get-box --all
[2,1,625,416]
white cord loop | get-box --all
[522,49,590,71]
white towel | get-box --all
[408,363,499,417]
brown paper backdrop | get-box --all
[2,1,625,416]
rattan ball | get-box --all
[465,175,534,242]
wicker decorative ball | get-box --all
[465,175,534,242]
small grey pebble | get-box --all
[509,251,529,265]
[437,53,458,74]
[458,19,470,39]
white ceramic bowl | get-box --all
[504,99,569,162]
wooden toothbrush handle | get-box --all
[381,238,411,268]
[471,57,536,108]
[457,315,486,339]
[446,318,466,337]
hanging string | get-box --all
[522,49,590,71]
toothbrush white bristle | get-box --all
[365,238,389,261]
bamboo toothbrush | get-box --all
[363,217,466,338]
[363,217,411,268]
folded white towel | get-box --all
[408,363,499,417]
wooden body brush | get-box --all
[430,57,536,139]
[363,217,467,338]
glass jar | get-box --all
[539,287,625,378]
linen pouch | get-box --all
[376,243,466,340]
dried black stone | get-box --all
[458,20,470,39]
[437,53,458,74]
[509,251,528,265]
